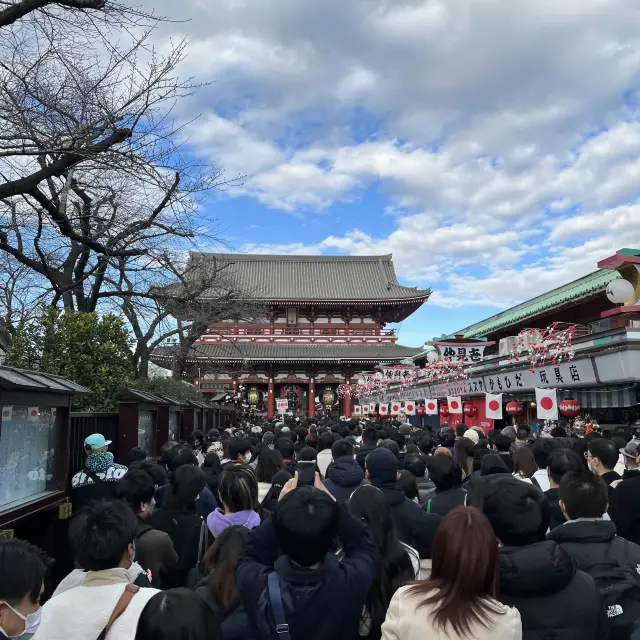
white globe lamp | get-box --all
[426,350,439,363]
[606,278,635,304]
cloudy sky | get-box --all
[149,0,640,347]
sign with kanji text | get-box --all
[276,399,288,413]
[427,341,493,364]
[428,358,596,398]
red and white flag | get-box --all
[28,407,39,421]
[447,397,463,414]
[369,403,376,414]
[535,388,558,420]
[390,401,401,415]
[404,401,416,415]
[379,403,389,416]
[424,399,438,415]
[363,404,370,415]
[485,393,503,420]
[1,406,12,422]
[354,405,362,416]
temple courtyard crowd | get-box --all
[4,416,640,639]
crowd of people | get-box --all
[4,417,640,639]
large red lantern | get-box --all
[506,401,523,416]
[440,404,450,418]
[417,406,426,416]
[463,404,478,417]
[559,399,580,417]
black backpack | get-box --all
[581,541,640,639]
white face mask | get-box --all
[0,602,42,639]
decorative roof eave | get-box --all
[196,294,432,305]
[153,355,412,364]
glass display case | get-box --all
[168,410,179,442]
[137,410,153,453]
[0,406,60,509]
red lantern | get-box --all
[506,401,523,416]
[559,399,580,417]
[440,405,450,418]
[417,406,426,416]
[463,404,478,417]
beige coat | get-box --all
[381,586,521,640]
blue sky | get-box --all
[145,0,640,347]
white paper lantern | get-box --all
[606,278,635,304]
[426,350,439,363]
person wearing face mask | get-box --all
[71,433,128,510]
[585,438,621,497]
[33,500,159,640]
[609,439,640,546]
[207,465,263,541]
[0,540,51,640]
[225,439,253,467]
[115,470,178,589]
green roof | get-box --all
[448,269,619,339]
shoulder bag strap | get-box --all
[267,572,291,640]
[426,499,431,513]
[531,476,541,489]
[96,584,140,640]
[83,466,103,484]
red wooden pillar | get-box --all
[344,374,352,418]
[267,375,275,419]
[308,376,316,417]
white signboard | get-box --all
[428,358,596,399]
[436,344,488,364]
[276,399,288,413]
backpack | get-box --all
[581,540,640,639]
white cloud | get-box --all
[139,0,640,334]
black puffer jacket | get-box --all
[323,457,365,503]
[356,442,377,471]
[375,484,442,551]
[609,469,640,546]
[548,518,640,572]
[498,540,608,639]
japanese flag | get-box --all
[354,405,362,416]
[391,401,401,415]
[535,388,558,420]
[447,397,463,414]
[28,407,40,421]
[404,401,416,415]
[1,406,12,422]
[485,393,503,420]
[379,403,389,416]
[363,404,370,415]
[369,403,376,414]
[424,399,438,415]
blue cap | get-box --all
[84,433,112,450]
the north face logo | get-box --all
[607,604,624,618]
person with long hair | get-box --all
[453,438,475,483]
[512,446,537,484]
[147,465,206,587]
[207,465,262,540]
[254,449,284,504]
[381,506,521,640]
[195,526,251,640]
[349,485,417,640]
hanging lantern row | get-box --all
[506,401,523,416]
[559,398,581,417]
[463,404,477,417]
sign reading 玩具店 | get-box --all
[380,358,598,402]
[430,359,596,399]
